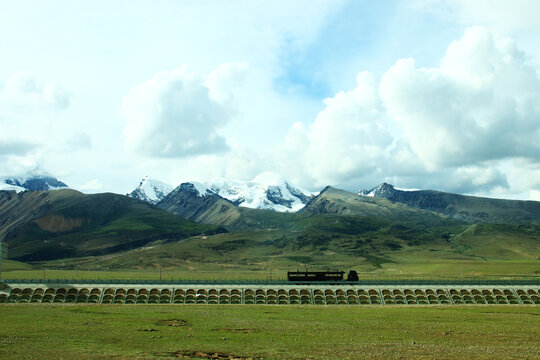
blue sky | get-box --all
[275,0,463,99]
[1,0,540,200]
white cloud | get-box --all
[64,132,92,151]
[0,139,39,156]
[122,65,248,158]
[278,71,393,187]
[168,146,269,187]
[530,190,540,201]
[0,73,70,178]
[278,26,540,196]
[0,154,43,177]
[448,0,540,33]
[77,179,104,193]
[443,166,509,194]
[205,61,248,104]
[380,26,540,169]
[0,73,70,110]
[410,1,540,67]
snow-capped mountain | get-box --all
[0,174,68,192]
[127,176,173,205]
[181,181,214,197]
[359,182,399,198]
[359,182,420,198]
[204,172,313,212]
[156,182,238,225]
[131,172,313,211]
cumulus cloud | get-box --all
[0,139,39,156]
[0,73,70,110]
[122,65,246,158]
[64,133,92,151]
[278,71,393,187]
[380,26,540,169]
[205,61,248,104]
[434,166,508,195]
[279,26,540,196]
[77,179,104,193]
[420,0,540,33]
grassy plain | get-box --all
[0,304,538,359]
[2,261,539,282]
[2,257,539,282]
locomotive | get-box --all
[287,270,359,283]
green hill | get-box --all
[0,189,225,261]
[40,219,540,277]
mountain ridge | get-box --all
[128,172,313,212]
[359,183,540,225]
[127,176,173,204]
[1,174,68,192]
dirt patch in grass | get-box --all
[35,215,86,232]
[211,328,258,333]
[159,350,263,359]
[156,319,188,327]
[0,336,26,344]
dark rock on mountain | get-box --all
[157,183,241,226]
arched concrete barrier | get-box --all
[1,284,538,305]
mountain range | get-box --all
[1,172,539,271]
[0,174,68,192]
[127,172,313,212]
[359,183,540,225]
[3,172,540,226]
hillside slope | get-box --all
[0,189,224,261]
[302,186,447,222]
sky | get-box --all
[1,0,540,200]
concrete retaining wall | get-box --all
[1,282,538,305]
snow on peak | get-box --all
[174,182,214,198]
[0,172,68,192]
[359,182,421,198]
[251,172,286,186]
[189,181,212,197]
[0,182,26,193]
[394,186,421,192]
[127,176,173,204]
[204,173,312,212]
[359,183,395,197]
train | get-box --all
[287,270,359,283]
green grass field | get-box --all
[1,257,539,282]
[0,304,538,359]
